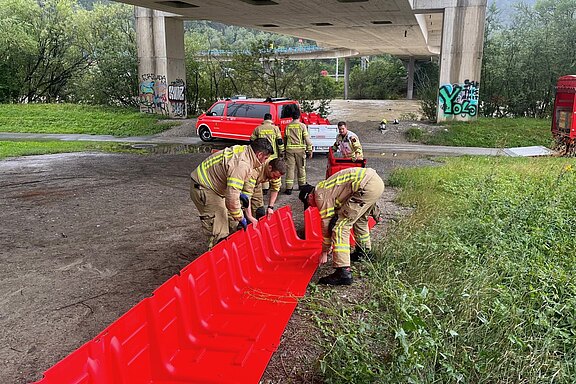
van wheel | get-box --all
[198,127,213,142]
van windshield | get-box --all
[209,102,225,116]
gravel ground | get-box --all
[0,100,441,384]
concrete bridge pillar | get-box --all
[436,1,486,122]
[406,56,415,100]
[344,57,350,100]
[135,7,187,118]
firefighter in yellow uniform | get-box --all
[190,138,273,248]
[333,121,363,161]
[241,158,286,224]
[250,113,283,194]
[284,110,313,194]
[298,167,384,285]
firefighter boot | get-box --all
[318,267,352,286]
[350,247,374,262]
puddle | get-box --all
[365,151,429,160]
[125,143,227,154]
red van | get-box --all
[195,97,331,151]
[195,98,300,142]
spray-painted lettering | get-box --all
[439,79,479,117]
[139,74,168,115]
[168,79,186,117]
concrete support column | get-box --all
[436,1,486,122]
[136,6,187,118]
[360,56,369,71]
[344,57,350,100]
[406,56,415,100]
[335,57,339,82]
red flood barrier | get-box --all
[31,206,323,384]
[325,147,367,179]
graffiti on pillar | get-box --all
[168,79,186,117]
[439,79,479,117]
[139,74,168,115]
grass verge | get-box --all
[422,117,553,148]
[310,156,576,383]
[0,104,177,136]
[0,141,134,159]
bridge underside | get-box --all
[122,0,487,122]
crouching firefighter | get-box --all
[298,167,384,285]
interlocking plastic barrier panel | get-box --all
[31,206,322,384]
[325,147,367,179]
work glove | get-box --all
[239,193,250,209]
[239,217,248,230]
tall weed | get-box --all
[311,157,576,383]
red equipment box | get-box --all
[325,147,367,178]
[552,75,576,153]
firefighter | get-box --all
[250,113,283,195]
[284,109,313,194]
[298,167,384,285]
[333,121,363,161]
[241,158,286,224]
[190,138,273,248]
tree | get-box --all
[349,56,407,99]
[68,2,138,106]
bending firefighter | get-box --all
[241,158,286,224]
[189,138,273,248]
[299,167,384,285]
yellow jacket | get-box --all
[284,120,312,153]
[314,167,379,251]
[333,130,363,160]
[250,120,282,159]
[190,145,263,219]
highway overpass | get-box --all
[116,0,486,122]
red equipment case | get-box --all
[552,75,576,154]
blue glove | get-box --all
[239,193,250,209]
[239,217,248,230]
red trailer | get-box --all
[552,75,576,155]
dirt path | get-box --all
[0,100,437,384]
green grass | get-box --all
[423,117,553,148]
[0,141,133,159]
[311,156,576,383]
[0,104,177,136]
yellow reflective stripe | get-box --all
[270,177,281,191]
[318,168,366,191]
[227,177,244,189]
[333,218,348,250]
[258,129,275,135]
[319,207,334,219]
[230,208,243,217]
[356,233,370,240]
[198,163,215,190]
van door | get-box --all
[204,101,226,136]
